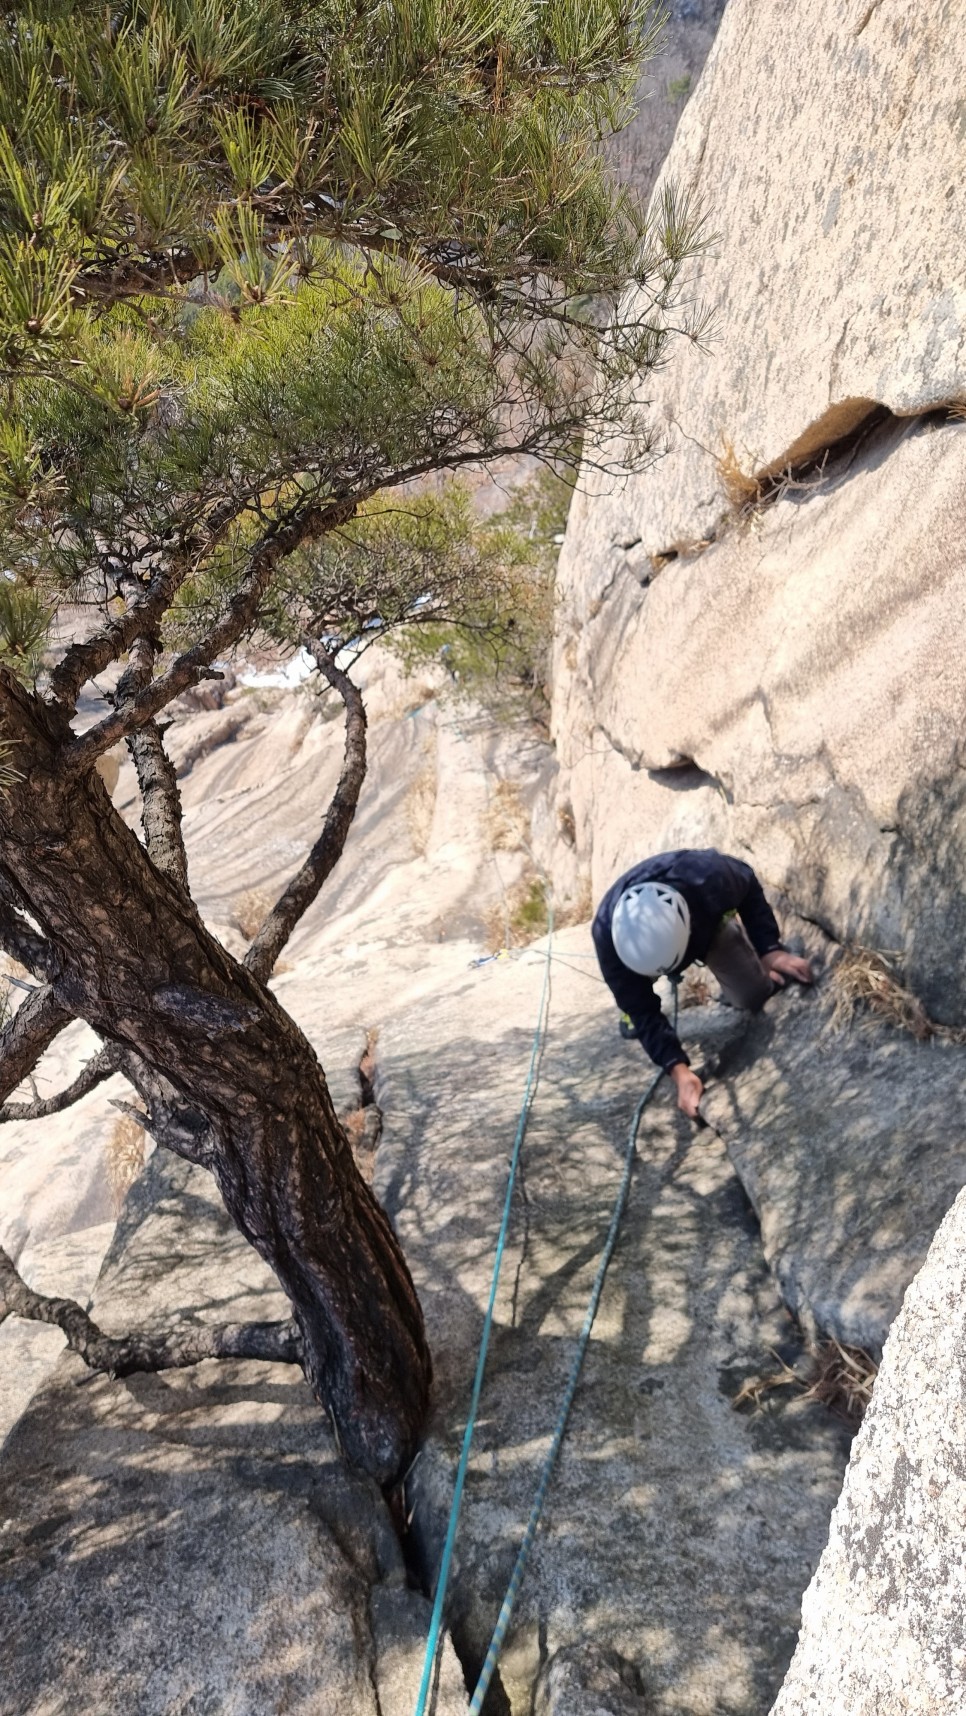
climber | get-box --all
[592,848,813,1119]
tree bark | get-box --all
[245,641,366,981]
[0,983,73,1104]
[0,1244,303,1374]
[0,674,430,1485]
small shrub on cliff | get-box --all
[392,466,571,731]
[828,946,966,1045]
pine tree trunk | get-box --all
[0,681,430,1485]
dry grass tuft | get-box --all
[828,945,966,1045]
[406,751,438,856]
[717,437,763,511]
[553,875,594,930]
[733,1338,878,1429]
[230,885,276,941]
[677,966,715,1009]
[106,1112,147,1212]
[801,1339,878,1423]
[485,779,528,853]
[485,873,550,951]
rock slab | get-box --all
[377,929,852,1715]
[703,968,966,1354]
[0,1149,468,1716]
[771,1183,966,1716]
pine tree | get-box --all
[0,0,703,1484]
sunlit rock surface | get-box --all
[0,1147,469,1716]
[551,0,966,1019]
[771,1184,966,1716]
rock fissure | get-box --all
[854,0,885,34]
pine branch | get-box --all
[117,1052,218,1169]
[0,1043,120,1123]
[129,723,190,890]
[47,559,188,712]
[244,641,367,982]
[0,983,73,1106]
[0,876,57,981]
[117,633,190,891]
[63,496,359,773]
[0,1244,302,1374]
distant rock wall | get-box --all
[550,0,966,1020]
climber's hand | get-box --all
[762,950,813,987]
[669,1063,704,1120]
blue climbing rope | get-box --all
[413,933,678,1716]
[467,983,677,1713]
[411,903,555,1716]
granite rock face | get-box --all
[770,1183,966,1716]
[1,648,555,1442]
[703,971,966,1354]
[0,1149,468,1716]
[551,0,966,1019]
[586,0,966,552]
[377,929,852,1716]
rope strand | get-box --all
[468,986,678,1713]
[411,902,555,1716]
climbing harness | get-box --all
[411,920,679,1716]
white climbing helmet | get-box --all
[612,882,691,977]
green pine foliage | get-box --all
[390,465,569,726]
[0,1,707,686]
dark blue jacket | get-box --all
[592,849,783,1071]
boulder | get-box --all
[376,927,852,1715]
[551,0,966,1020]
[770,1183,966,1716]
[702,971,966,1353]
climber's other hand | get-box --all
[762,950,813,987]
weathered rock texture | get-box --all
[377,931,852,1716]
[550,0,966,1020]
[770,1182,966,1716]
[702,946,966,1353]
[0,1147,468,1716]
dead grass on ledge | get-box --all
[733,1338,878,1430]
[230,885,276,942]
[106,1112,147,1214]
[717,436,763,512]
[828,945,966,1045]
